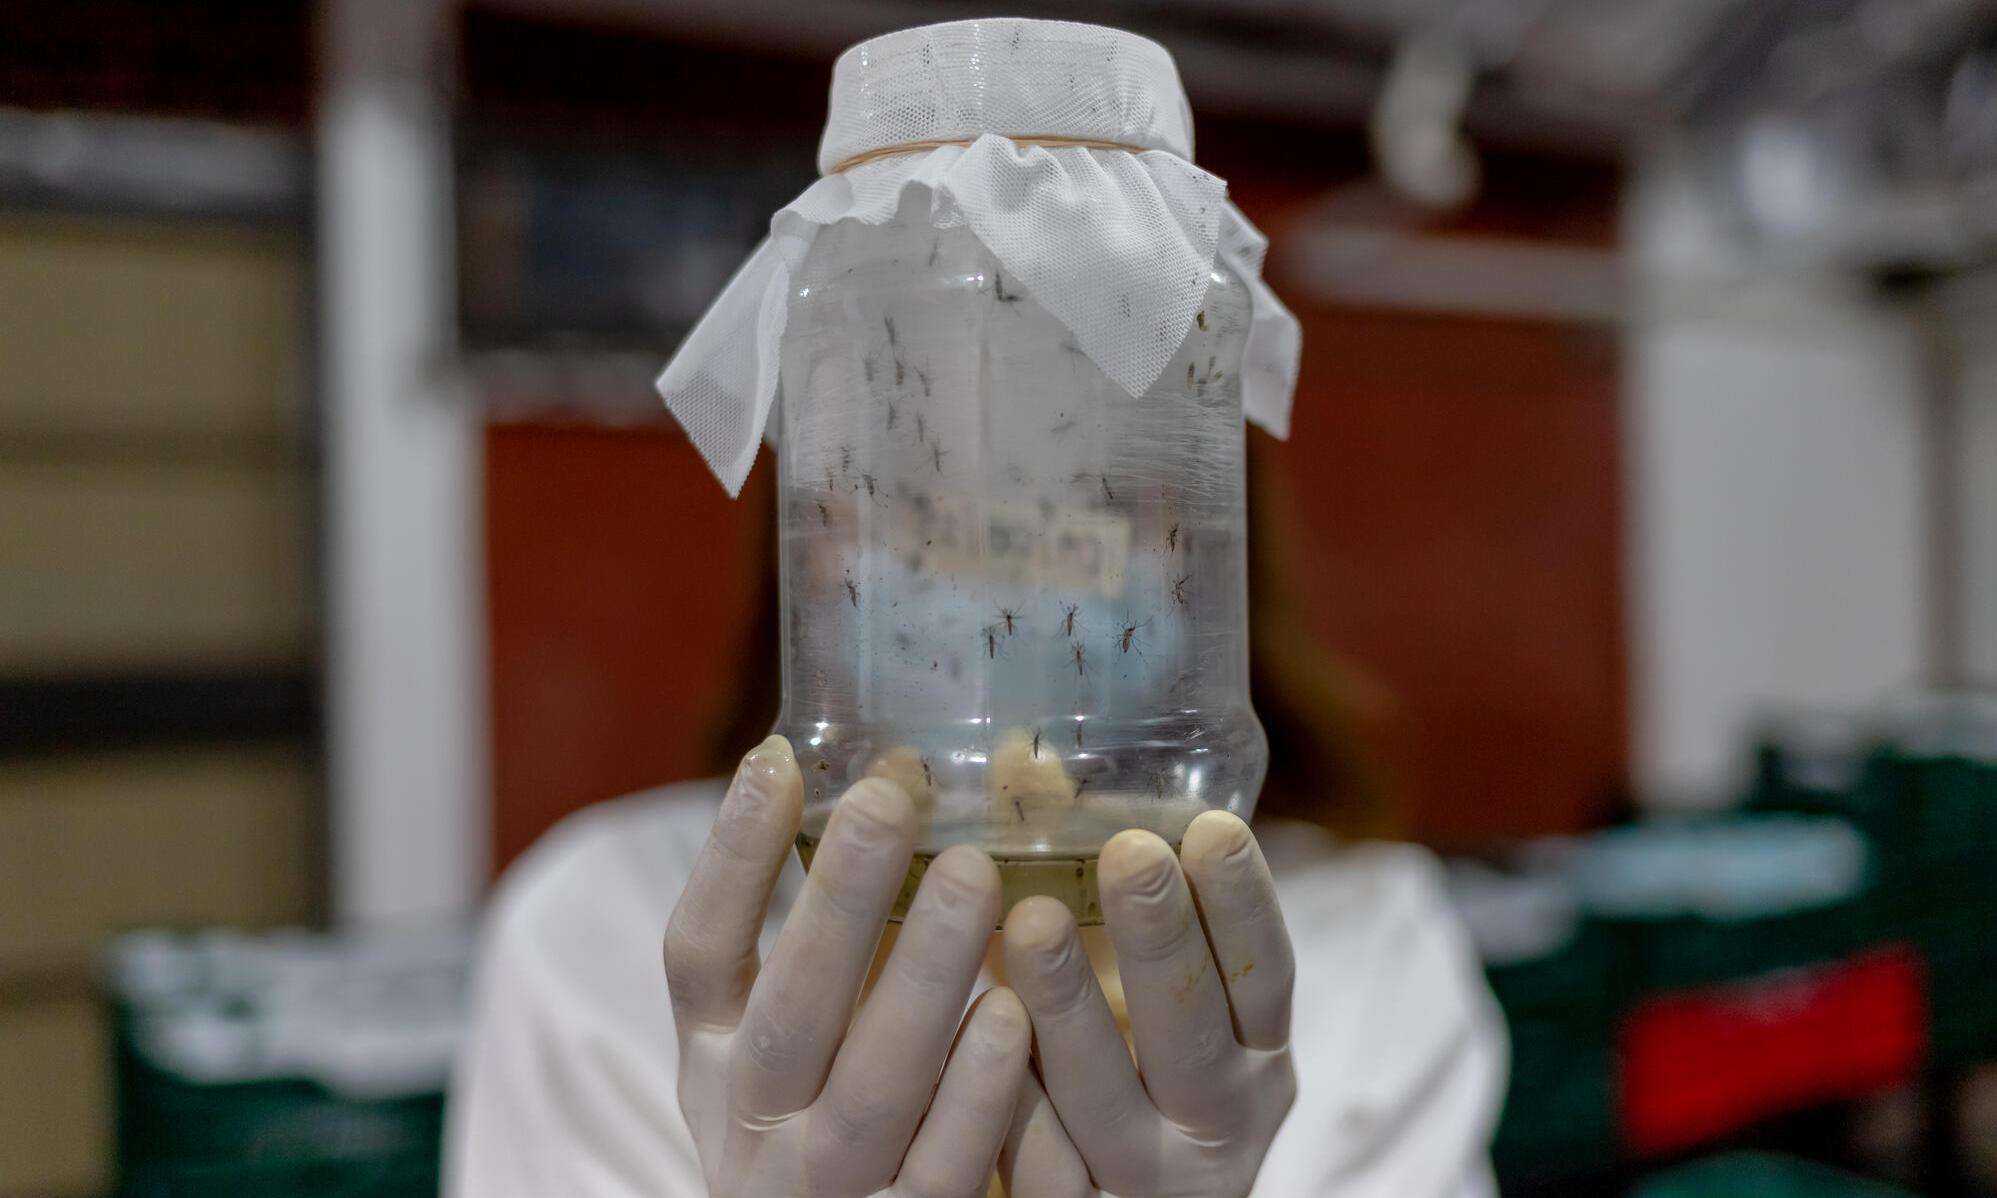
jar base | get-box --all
[796,836,1119,926]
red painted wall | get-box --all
[484,424,771,871]
[1262,307,1627,846]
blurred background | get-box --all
[2,0,1996,1195]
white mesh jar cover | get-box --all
[658,17,1301,496]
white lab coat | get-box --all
[444,781,1508,1197]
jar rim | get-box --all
[818,18,1195,175]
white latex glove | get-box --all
[664,735,1029,1198]
[999,814,1298,1198]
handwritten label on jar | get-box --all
[897,494,1129,598]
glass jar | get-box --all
[775,213,1266,921]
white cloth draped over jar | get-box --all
[657,17,1302,496]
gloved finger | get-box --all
[1002,896,1153,1167]
[1180,811,1294,1051]
[892,988,1031,1198]
[817,845,1002,1184]
[1097,829,1242,1131]
[732,778,916,1120]
[663,735,802,1033]
[998,1070,1096,1198]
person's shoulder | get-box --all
[1256,826,1508,1193]
[490,780,725,924]
[1264,821,1503,1077]
[449,784,722,1195]
[477,780,727,1013]
[1262,823,1507,1171]
[1263,822,1459,949]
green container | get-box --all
[1900,755,1997,882]
[1492,1018,1617,1185]
[1612,888,1884,997]
[1576,817,1880,998]
[1745,706,1997,1065]
[112,1010,445,1176]
[105,928,465,1198]
[111,1019,445,1197]
[1748,740,1893,830]
[1875,745,1997,1064]
[117,1150,439,1198]
[1634,1152,1913,1198]
[1901,892,1997,1065]
[1752,743,1921,877]
[1485,919,1625,1027]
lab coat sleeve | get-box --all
[443,802,711,1198]
[1256,846,1509,1198]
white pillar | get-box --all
[319,0,487,925]
[1622,147,1929,806]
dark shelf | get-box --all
[0,669,319,759]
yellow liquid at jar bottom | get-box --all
[795,792,1218,925]
[797,836,1119,925]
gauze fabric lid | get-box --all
[818,19,1195,174]
[659,18,1300,496]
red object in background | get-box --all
[485,423,772,873]
[1619,947,1928,1156]
[1260,306,1628,846]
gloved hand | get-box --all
[999,813,1298,1198]
[664,735,1029,1198]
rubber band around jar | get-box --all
[827,134,1150,175]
